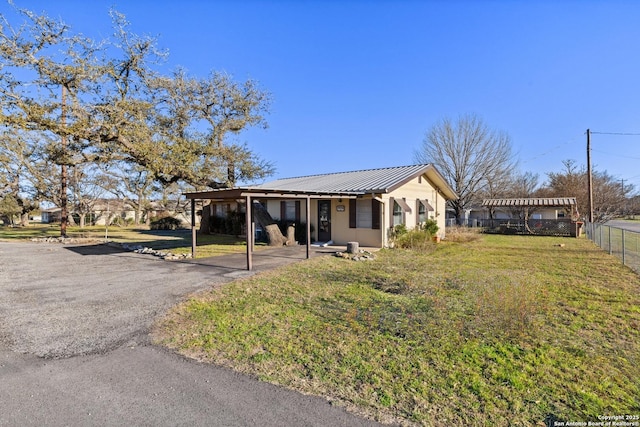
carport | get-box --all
[481,197,582,237]
[185,188,358,270]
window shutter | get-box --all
[388,197,395,227]
[349,199,356,228]
[280,201,286,221]
[372,199,381,230]
[295,200,301,222]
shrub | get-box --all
[389,223,436,251]
[419,219,439,235]
[109,216,134,227]
[394,227,436,251]
[446,226,483,243]
[150,216,183,230]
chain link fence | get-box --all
[585,222,640,274]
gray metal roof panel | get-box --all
[254,165,431,194]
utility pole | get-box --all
[586,129,594,223]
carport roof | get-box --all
[482,197,577,207]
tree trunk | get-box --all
[199,203,211,234]
[20,212,30,227]
[265,224,287,246]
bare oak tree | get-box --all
[540,159,631,222]
[415,113,516,224]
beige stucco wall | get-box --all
[384,174,447,238]
[207,173,451,248]
[307,174,449,248]
[264,199,308,222]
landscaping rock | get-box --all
[30,236,103,244]
[334,249,375,261]
[117,242,191,260]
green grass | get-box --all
[0,223,260,258]
[154,234,640,426]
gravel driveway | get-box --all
[0,241,381,426]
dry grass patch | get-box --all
[155,235,640,426]
[444,226,483,243]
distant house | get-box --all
[41,199,194,227]
[479,197,582,237]
[482,197,579,221]
[448,197,579,227]
[186,164,458,248]
[41,207,62,224]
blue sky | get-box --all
[5,1,640,191]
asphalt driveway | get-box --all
[0,241,381,426]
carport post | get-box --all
[246,195,253,271]
[191,199,197,259]
[306,196,311,259]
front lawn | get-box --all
[154,234,640,426]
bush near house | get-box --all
[390,219,439,250]
[150,216,184,230]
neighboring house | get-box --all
[481,197,579,221]
[479,197,582,237]
[41,207,62,224]
[41,199,194,227]
[186,164,458,248]
[447,197,579,226]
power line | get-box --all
[520,132,581,164]
[591,148,640,161]
[589,131,640,136]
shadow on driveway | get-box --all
[63,242,129,256]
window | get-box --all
[350,198,381,229]
[284,201,296,221]
[280,201,300,222]
[393,201,403,226]
[418,201,427,224]
[356,199,372,228]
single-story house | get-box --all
[40,199,194,227]
[185,164,458,269]
[41,207,62,224]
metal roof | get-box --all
[254,164,451,195]
[482,197,577,207]
[185,164,458,200]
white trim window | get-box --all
[393,201,403,226]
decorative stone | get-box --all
[346,242,359,254]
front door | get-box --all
[318,200,331,242]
